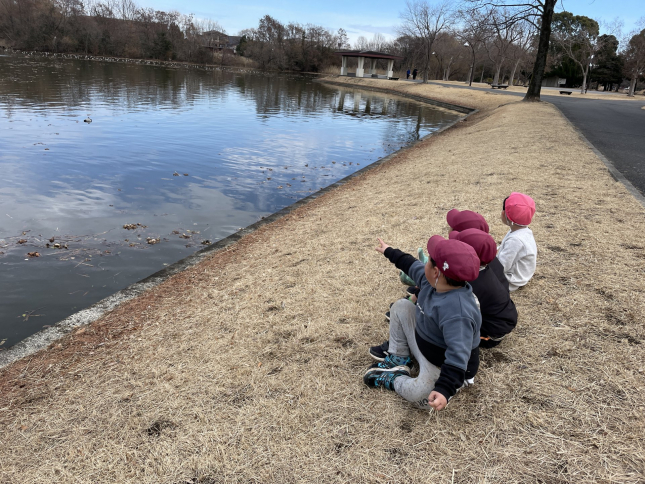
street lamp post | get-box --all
[464,41,475,87]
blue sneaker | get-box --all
[371,354,412,370]
[363,366,410,390]
[369,341,390,361]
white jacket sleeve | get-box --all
[497,237,524,278]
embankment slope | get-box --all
[1,78,644,483]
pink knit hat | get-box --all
[504,192,535,226]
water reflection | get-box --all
[0,55,461,348]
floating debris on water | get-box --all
[146,237,160,245]
[123,223,146,230]
[27,252,40,257]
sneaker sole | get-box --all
[364,365,410,377]
[368,350,387,362]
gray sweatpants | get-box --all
[389,299,441,410]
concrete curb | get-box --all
[0,88,476,370]
[549,103,645,208]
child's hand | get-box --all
[375,238,391,254]
[428,391,448,411]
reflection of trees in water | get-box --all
[0,56,459,139]
[0,56,236,113]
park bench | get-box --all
[490,84,509,89]
[559,90,572,95]
[388,77,399,81]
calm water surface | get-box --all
[0,55,461,348]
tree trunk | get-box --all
[581,64,588,94]
[480,66,485,83]
[493,64,501,85]
[423,49,430,83]
[524,0,557,102]
[509,59,520,87]
[628,77,637,97]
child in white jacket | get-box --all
[497,192,537,291]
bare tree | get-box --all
[623,27,645,97]
[456,9,492,85]
[484,8,522,85]
[507,20,534,86]
[433,32,466,80]
[465,0,558,102]
[353,36,369,50]
[336,28,350,49]
[399,0,454,83]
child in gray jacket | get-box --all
[365,235,481,411]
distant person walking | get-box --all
[412,68,418,80]
[406,68,411,79]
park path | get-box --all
[423,80,645,197]
[1,78,645,483]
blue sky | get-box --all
[137,0,644,44]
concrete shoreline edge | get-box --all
[0,86,477,370]
[315,78,475,114]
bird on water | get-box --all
[84,115,92,123]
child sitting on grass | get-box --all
[365,236,481,411]
[498,192,537,291]
[396,208,489,304]
[449,228,518,348]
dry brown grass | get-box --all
[1,78,645,483]
[430,79,645,102]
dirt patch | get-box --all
[1,79,645,483]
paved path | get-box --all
[428,82,645,196]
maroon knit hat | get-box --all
[449,228,497,265]
[426,235,480,282]
[446,209,490,233]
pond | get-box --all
[0,55,462,349]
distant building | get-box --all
[542,76,566,87]
[226,36,241,50]
[201,30,239,53]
